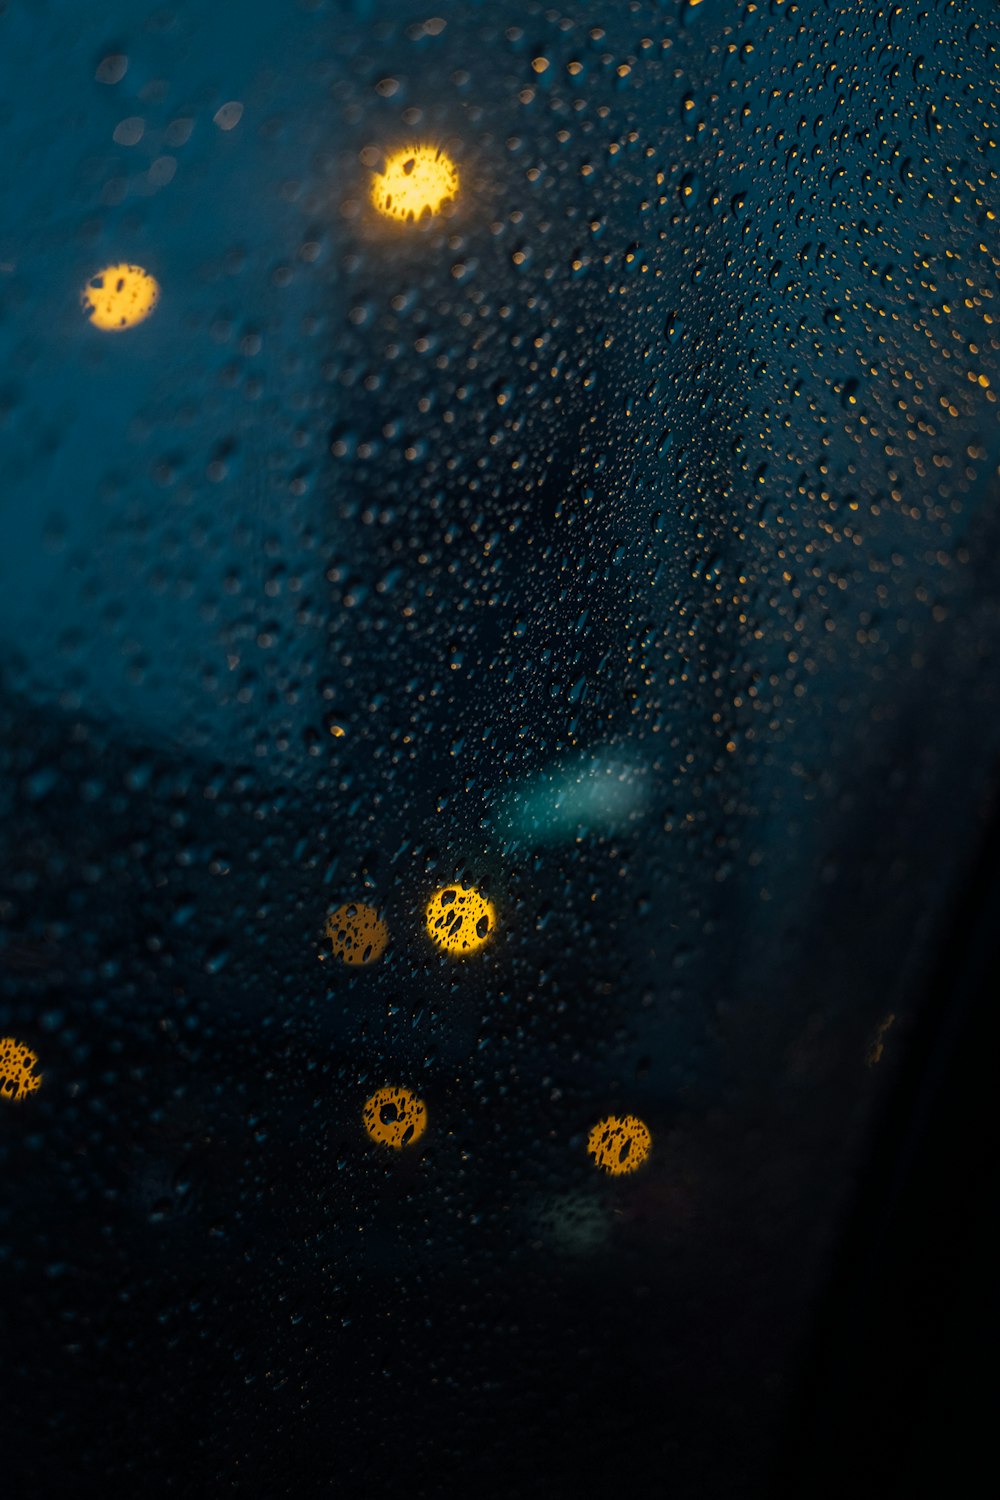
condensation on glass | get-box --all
[1,1,998,1494]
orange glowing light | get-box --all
[0,1037,42,1102]
[370,145,459,222]
[81,263,160,330]
[325,902,389,966]
[362,1085,428,1149]
[587,1114,652,1177]
[425,883,495,956]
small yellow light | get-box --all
[425,883,495,956]
[81,262,159,331]
[325,902,389,966]
[370,145,459,223]
[866,1012,895,1068]
[0,1037,42,1102]
[362,1085,427,1149]
[587,1114,652,1177]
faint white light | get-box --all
[494,749,650,848]
[214,101,244,131]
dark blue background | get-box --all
[2,1,998,1493]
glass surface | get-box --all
[2,1,998,1493]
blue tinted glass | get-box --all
[2,1,998,1493]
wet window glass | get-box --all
[3,1,998,1493]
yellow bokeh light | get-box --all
[0,1037,42,1102]
[325,902,389,966]
[370,145,459,223]
[81,263,159,331]
[362,1085,428,1149]
[587,1114,652,1177]
[425,883,495,956]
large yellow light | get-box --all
[370,145,459,222]
[586,1115,652,1177]
[81,263,159,331]
[362,1085,428,1149]
[425,883,495,956]
[0,1036,42,1102]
